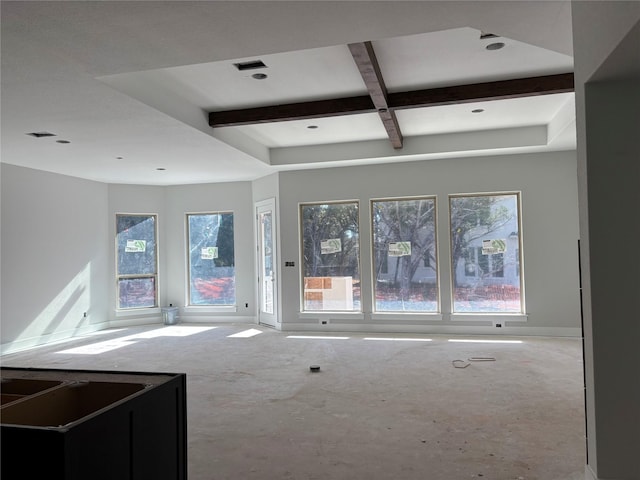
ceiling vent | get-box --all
[26,131,56,138]
[233,60,267,71]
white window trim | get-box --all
[450,313,528,322]
[182,305,237,314]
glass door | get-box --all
[256,199,278,327]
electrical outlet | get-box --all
[245,303,249,308]
[83,312,87,318]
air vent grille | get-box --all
[233,60,267,71]
[26,132,57,138]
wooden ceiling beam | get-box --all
[388,73,575,109]
[208,96,374,127]
[348,41,403,149]
[208,73,574,129]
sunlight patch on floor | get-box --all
[448,339,523,344]
[228,329,263,338]
[363,337,433,342]
[55,326,218,354]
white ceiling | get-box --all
[0,1,575,186]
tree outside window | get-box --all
[187,212,235,306]
[450,193,523,313]
[301,202,360,311]
[372,197,438,312]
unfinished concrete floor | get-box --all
[1,324,586,479]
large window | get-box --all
[450,193,523,313]
[301,201,360,311]
[187,212,235,306]
[372,197,438,312]
[116,214,158,309]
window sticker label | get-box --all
[125,240,146,252]
[321,239,342,254]
[388,241,411,257]
[201,247,218,260]
[482,239,506,255]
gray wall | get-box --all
[1,164,110,352]
[278,151,581,335]
[1,148,582,353]
[572,2,640,478]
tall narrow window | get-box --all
[187,212,235,306]
[301,201,360,311]
[116,214,158,309]
[372,197,438,312]
[450,193,523,313]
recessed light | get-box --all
[252,73,268,80]
[116,156,124,160]
[56,140,71,144]
[486,42,505,51]
[472,109,484,113]
[156,168,166,171]
[307,125,318,129]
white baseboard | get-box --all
[1,321,110,355]
[584,464,633,480]
[585,465,598,480]
[176,315,255,324]
[279,321,581,337]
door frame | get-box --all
[255,198,279,327]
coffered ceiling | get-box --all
[1,1,575,185]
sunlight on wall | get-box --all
[10,263,93,350]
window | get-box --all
[187,212,235,306]
[372,197,438,312]
[301,201,360,311]
[450,193,523,313]
[116,214,158,309]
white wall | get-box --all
[1,164,110,353]
[278,150,581,335]
[0,150,583,352]
[108,184,167,326]
[107,182,256,325]
[165,182,255,322]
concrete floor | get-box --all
[1,324,586,479]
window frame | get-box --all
[370,195,440,313]
[115,213,158,311]
[448,192,525,314]
[186,211,236,307]
[299,200,361,313]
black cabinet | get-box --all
[1,367,187,480]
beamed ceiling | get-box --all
[1,1,576,185]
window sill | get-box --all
[298,311,365,321]
[115,307,161,318]
[183,305,237,314]
[370,312,443,321]
[450,313,528,322]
